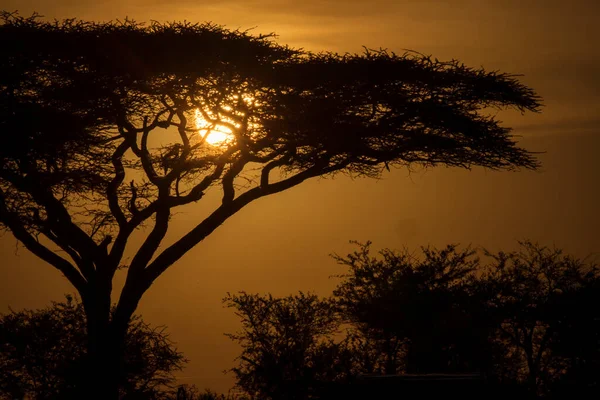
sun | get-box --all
[194,109,234,146]
[194,94,257,146]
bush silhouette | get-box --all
[0,296,186,399]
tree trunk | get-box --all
[81,281,128,400]
[86,328,122,399]
[524,340,538,399]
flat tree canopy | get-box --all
[0,11,541,398]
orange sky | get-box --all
[1,0,599,392]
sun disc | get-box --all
[203,129,232,146]
[194,109,234,146]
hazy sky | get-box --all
[1,0,599,392]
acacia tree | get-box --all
[0,11,541,398]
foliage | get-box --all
[332,241,483,374]
[332,241,600,396]
[223,292,355,400]
[0,296,186,399]
[480,241,600,397]
[171,385,254,400]
[224,242,599,398]
[172,386,221,400]
[547,278,600,398]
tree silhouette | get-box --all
[223,292,355,400]
[0,296,186,399]
[332,242,486,375]
[224,243,599,399]
[0,11,541,398]
[548,277,600,398]
[481,241,600,397]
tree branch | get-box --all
[0,190,87,293]
[259,149,294,188]
[3,171,103,268]
[140,117,161,184]
[128,199,171,275]
[141,162,328,290]
[222,157,248,205]
[107,141,129,228]
[41,228,95,281]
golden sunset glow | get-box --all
[194,109,235,146]
[194,94,257,146]
[2,1,599,397]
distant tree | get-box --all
[224,292,356,400]
[481,241,600,397]
[332,242,485,375]
[0,11,541,398]
[547,277,600,398]
[223,242,599,398]
[0,296,185,399]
